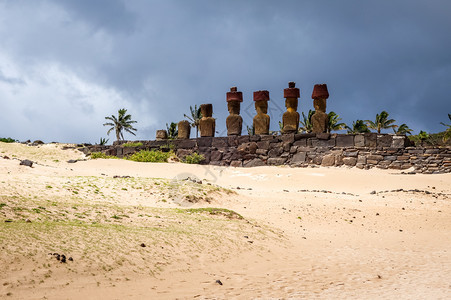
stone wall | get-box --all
[80,133,451,174]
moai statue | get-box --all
[226,87,243,136]
[177,120,191,139]
[199,103,215,137]
[282,82,300,133]
[311,84,329,133]
[156,129,168,140]
[253,90,270,135]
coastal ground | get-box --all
[0,142,450,299]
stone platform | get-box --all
[79,133,451,174]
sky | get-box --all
[0,0,450,143]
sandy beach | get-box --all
[0,142,450,299]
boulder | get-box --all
[321,155,335,166]
[291,152,306,164]
[267,157,287,165]
[244,158,266,167]
[343,157,357,166]
[336,135,355,148]
[377,135,392,148]
[230,160,243,167]
[20,159,33,167]
[212,137,228,148]
[354,134,365,147]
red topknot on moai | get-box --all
[226,87,243,136]
[311,84,329,133]
[253,90,270,135]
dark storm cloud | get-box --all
[55,0,136,34]
[0,0,450,142]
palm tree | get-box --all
[327,111,347,133]
[299,109,314,133]
[184,105,202,138]
[440,113,451,142]
[166,122,178,139]
[418,130,429,146]
[103,108,137,142]
[394,123,413,135]
[346,120,370,133]
[365,111,397,134]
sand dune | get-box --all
[1,142,450,299]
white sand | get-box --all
[1,142,450,299]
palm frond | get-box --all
[104,108,138,141]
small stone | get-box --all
[20,159,33,167]
[61,255,66,263]
[140,243,146,247]
[68,257,73,262]
[215,279,223,285]
[370,191,376,194]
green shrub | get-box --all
[183,152,205,164]
[178,208,243,219]
[128,150,173,163]
[408,131,451,146]
[90,152,118,159]
[0,137,16,143]
[122,142,143,147]
[99,138,109,145]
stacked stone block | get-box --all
[83,133,451,174]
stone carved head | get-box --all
[228,100,240,114]
[253,90,269,114]
[285,98,298,111]
[200,104,213,118]
[254,100,268,114]
[313,98,327,112]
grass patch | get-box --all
[182,152,205,164]
[127,150,174,163]
[178,208,243,220]
[122,142,143,147]
[90,152,118,159]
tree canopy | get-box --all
[103,108,137,142]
